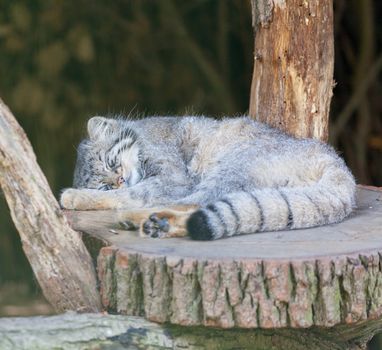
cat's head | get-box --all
[73,116,144,190]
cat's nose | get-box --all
[117,176,125,186]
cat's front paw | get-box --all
[60,188,96,210]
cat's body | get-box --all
[61,115,356,240]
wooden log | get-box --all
[0,98,101,312]
[249,0,334,141]
[0,312,380,350]
[65,187,382,349]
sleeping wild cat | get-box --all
[60,116,356,240]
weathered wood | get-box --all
[249,0,334,141]
[0,312,379,350]
[0,98,100,312]
[65,187,382,337]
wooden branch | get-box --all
[0,98,100,312]
[249,0,334,141]
[330,54,382,141]
[1,312,379,350]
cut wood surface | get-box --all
[0,98,101,312]
[66,187,382,332]
[249,0,334,141]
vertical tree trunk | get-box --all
[249,0,334,141]
[0,99,101,312]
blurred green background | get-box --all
[0,0,381,323]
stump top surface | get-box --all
[68,187,382,260]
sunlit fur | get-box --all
[63,115,356,240]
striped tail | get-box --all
[187,163,356,240]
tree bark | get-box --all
[249,0,334,141]
[0,98,101,312]
[0,312,377,350]
[65,187,382,344]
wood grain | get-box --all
[249,0,334,141]
[2,312,379,350]
[0,98,100,312]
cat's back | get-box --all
[131,115,325,156]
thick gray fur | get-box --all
[61,116,356,240]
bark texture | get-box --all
[97,247,382,330]
[65,187,382,344]
[249,0,334,141]
[0,98,100,312]
[0,312,379,350]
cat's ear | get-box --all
[87,116,118,141]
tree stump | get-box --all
[65,186,382,349]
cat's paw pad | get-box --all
[141,213,170,238]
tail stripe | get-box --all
[206,204,228,237]
[248,192,265,231]
[279,190,294,228]
[220,198,240,233]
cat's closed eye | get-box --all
[104,153,123,175]
[98,183,113,191]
